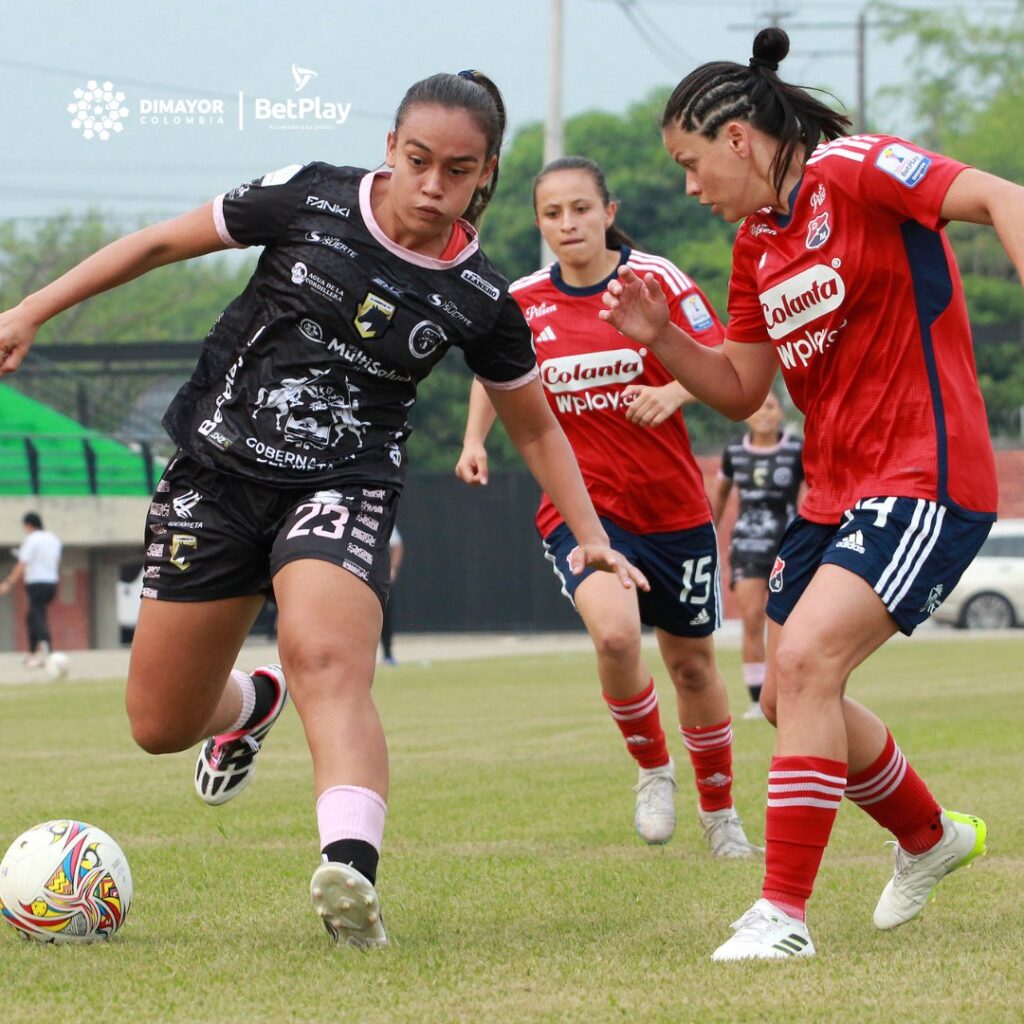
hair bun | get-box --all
[751,26,790,69]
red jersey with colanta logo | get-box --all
[727,134,997,524]
[511,246,725,538]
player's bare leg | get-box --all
[657,630,761,858]
[126,595,264,753]
[715,565,896,960]
[734,577,769,718]
[274,559,388,947]
[574,573,675,843]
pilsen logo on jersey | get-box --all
[354,292,396,339]
[768,555,785,593]
[805,211,831,250]
[760,266,846,341]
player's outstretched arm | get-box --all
[0,203,229,376]
[485,377,649,592]
[600,266,777,420]
[940,169,1024,289]
[455,377,499,486]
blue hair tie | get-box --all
[457,69,479,81]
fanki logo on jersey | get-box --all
[354,292,396,339]
[169,534,197,572]
[768,555,785,593]
[805,211,831,250]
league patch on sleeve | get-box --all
[874,143,931,187]
[260,163,305,186]
[682,293,714,332]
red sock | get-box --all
[680,718,734,812]
[845,731,943,854]
[602,678,669,770]
[762,756,847,921]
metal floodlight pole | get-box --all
[542,0,564,266]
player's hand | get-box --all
[455,442,489,486]
[0,306,38,376]
[567,543,650,592]
[599,267,670,346]
[0,580,11,596]
[623,382,690,427]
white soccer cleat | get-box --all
[311,860,388,949]
[741,703,765,721]
[711,898,815,961]
[194,665,288,806]
[634,758,677,844]
[698,806,765,859]
[872,810,987,930]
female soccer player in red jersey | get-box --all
[601,27,1024,960]
[457,156,762,859]
[0,72,647,948]
[711,392,804,720]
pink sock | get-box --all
[316,785,387,852]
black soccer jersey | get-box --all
[721,431,805,561]
[162,163,538,487]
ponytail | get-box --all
[393,70,507,227]
[662,28,851,200]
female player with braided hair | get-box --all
[457,156,762,858]
[0,70,646,948]
[601,27,1024,959]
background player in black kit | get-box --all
[711,391,803,719]
[0,71,646,949]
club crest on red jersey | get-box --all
[768,555,785,593]
[805,211,831,250]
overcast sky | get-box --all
[0,0,980,225]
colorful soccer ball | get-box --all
[0,820,132,943]
[44,652,71,681]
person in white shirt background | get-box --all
[0,512,62,668]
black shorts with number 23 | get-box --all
[141,453,398,609]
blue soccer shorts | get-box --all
[541,517,722,638]
[766,497,993,635]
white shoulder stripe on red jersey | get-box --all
[510,266,552,292]
[627,252,694,296]
[510,266,553,294]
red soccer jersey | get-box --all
[512,247,724,537]
[727,134,997,524]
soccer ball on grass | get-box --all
[0,820,132,943]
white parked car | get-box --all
[933,519,1024,629]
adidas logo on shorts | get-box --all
[836,529,866,554]
[689,608,710,626]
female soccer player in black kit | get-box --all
[0,71,645,948]
[711,392,803,719]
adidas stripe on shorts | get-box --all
[765,497,993,635]
[542,517,722,638]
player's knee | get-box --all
[666,652,715,695]
[591,624,640,665]
[773,639,836,700]
[128,712,193,755]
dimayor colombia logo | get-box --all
[68,80,129,141]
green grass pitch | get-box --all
[1,636,1022,1023]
